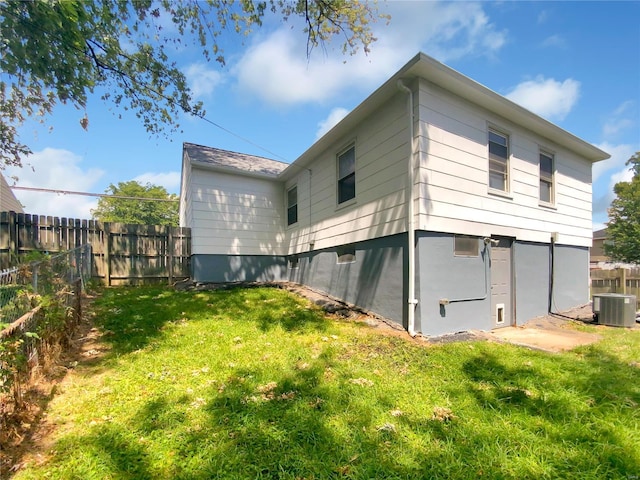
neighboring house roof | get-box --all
[280,52,610,180]
[0,172,24,213]
[593,228,608,240]
[184,142,288,178]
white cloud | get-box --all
[537,10,549,24]
[233,29,390,105]
[403,2,507,61]
[133,172,181,193]
[505,76,580,121]
[591,142,636,225]
[4,148,104,218]
[233,2,507,106]
[592,142,635,182]
[185,63,223,99]
[603,100,636,138]
[316,108,350,139]
[540,34,567,48]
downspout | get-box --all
[397,80,418,337]
[308,168,313,251]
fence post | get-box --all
[104,223,112,286]
[168,228,174,286]
[621,267,627,295]
[32,263,38,293]
[9,210,17,262]
[74,278,82,326]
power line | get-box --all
[11,185,178,202]
[1,4,290,163]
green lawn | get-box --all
[11,286,640,479]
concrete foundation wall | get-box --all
[191,233,589,336]
[415,232,491,336]
[192,255,287,283]
[513,242,589,324]
[191,234,407,327]
[550,244,590,311]
[288,234,407,326]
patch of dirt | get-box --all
[0,294,107,477]
[488,304,614,353]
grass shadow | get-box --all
[461,346,640,475]
[93,286,328,355]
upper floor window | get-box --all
[287,185,298,226]
[488,129,509,192]
[337,145,356,204]
[539,151,554,204]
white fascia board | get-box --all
[279,53,609,183]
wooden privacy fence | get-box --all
[591,267,640,311]
[0,212,191,285]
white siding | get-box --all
[179,153,192,229]
[284,94,410,253]
[189,168,285,255]
[416,79,594,247]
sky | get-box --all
[4,1,640,231]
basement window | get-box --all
[337,247,356,264]
[454,235,479,257]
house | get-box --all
[591,228,610,265]
[180,52,609,337]
[0,172,24,213]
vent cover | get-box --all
[592,294,637,327]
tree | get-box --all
[91,181,178,226]
[0,1,385,168]
[604,152,640,264]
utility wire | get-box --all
[1,4,290,163]
[11,185,178,202]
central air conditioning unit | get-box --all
[592,293,637,327]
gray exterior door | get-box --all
[490,237,513,327]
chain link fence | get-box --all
[0,245,91,328]
[1,245,92,416]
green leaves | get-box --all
[90,180,179,226]
[1,0,383,169]
[605,152,640,264]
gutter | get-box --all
[397,80,418,337]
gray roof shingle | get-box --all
[184,142,288,178]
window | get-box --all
[287,185,298,226]
[337,145,356,204]
[337,246,356,264]
[539,151,554,204]
[288,255,299,269]
[488,129,509,192]
[454,235,478,257]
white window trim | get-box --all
[454,235,479,257]
[336,142,356,208]
[286,184,298,227]
[487,127,512,197]
[539,149,556,207]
